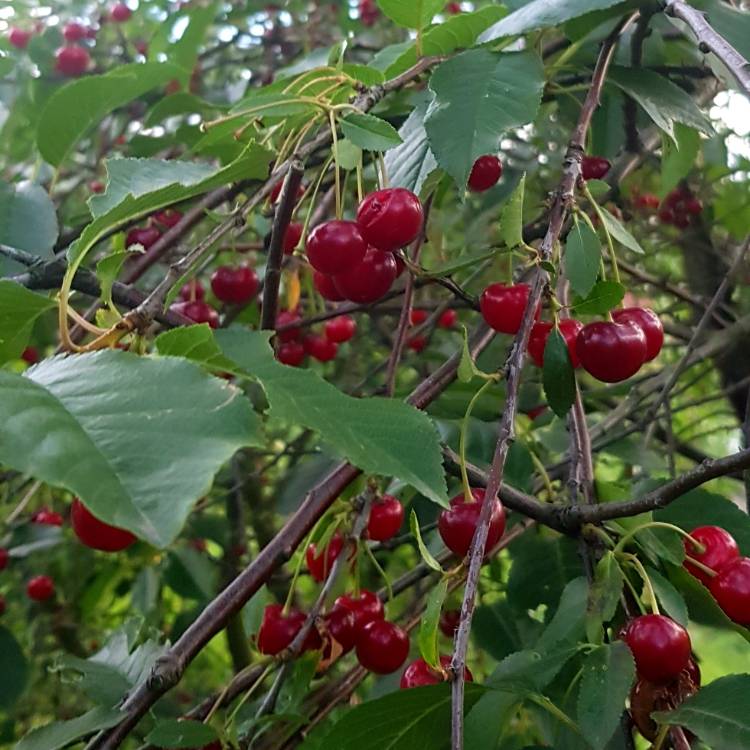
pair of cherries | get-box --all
[306,188,424,304]
[275,311,357,367]
[172,280,219,329]
[438,488,506,559]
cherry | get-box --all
[276,310,302,342]
[27,575,55,602]
[0,548,8,571]
[283,222,303,255]
[256,603,321,655]
[683,525,739,586]
[480,283,537,335]
[55,46,91,77]
[324,315,356,344]
[438,309,458,329]
[189,538,208,552]
[8,28,32,50]
[302,333,338,363]
[355,620,409,674]
[634,193,660,211]
[179,280,205,302]
[111,3,133,22]
[313,271,345,302]
[332,589,384,633]
[171,300,219,328]
[306,220,367,275]
[685,197,703,215]
[33,508,63,526]
[623,614,691,683]
[525,404,548,420]
[333,247,398,303]
[400,655,473,689]
[445,2,462,14]
[575,320,647,383]
[270,180,305,204]
[366,495,404,542]
[438,488,506,558]
[467,155,503,192]
[527,319,583,368]
[276,341,304,366]
[658,207,675,225]
[210,266,259,305]
[358,0,379,26]
[323,607,357,654]
[581,155,611,181]
[306,531,344,582]
[71,498,136,552]
[21,346,39,364]
[673,213,691,229]
[89,180,105,194]
[709,556,750,625]
[356,188,424,252]
[125,226,161,250]
[611,307,663,362]
[134,40,148,56]
[0,596,5,615]
[410,309,428,326]
[407,335,428,353]
[152,209,183,229]
[63,22,87,42]
[439,609,460,638]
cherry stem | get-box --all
[684,554,717,578]
[621,569,649,615]
[283,521,321,615]
[652,722,671,750]
[363,542,393,605]
[459,379,495,503]
[328,110,342,219]
[622,553,660,615]
[612,521,705,556]
[205,660,272,725]
[581,180,621,287]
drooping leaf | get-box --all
[0,282,55,364]
[571,280,626,315]
[376,0,445,30]
[501,174,526,250]
[536,577,589,650]
[410,510,444,571]
[564,219,601,298]
[661,124,701,196]
[419,579,449,669]
[96,251,134,309]
[464,689,520,750]
[333,139,362,171]
[0,351,262,547]
[0,626,28,709]
[542,327,576,419]
[599,206,645,255]
[0,181,58,268]
[340,113,402,151]
[145,719,219,749]
[586,551,624,644]
[645,566,689,627]
[15,707,124,750]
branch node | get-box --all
[147,653,183,691]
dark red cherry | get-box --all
[275,310,302,342]
[151,209,183,229]
[302,334,338,363]
[8,28,32,49]
[407,335,428,353]
[673,213,691,229]
[683,526,739,586]
[179,280,205,302]
[685,197,703,215]
[576,321,647,383]
[283,222,304,255]
[333,589,384,634]
[438,309,457,329]
[55,46,91,77]
[445,2,462,14]
[439,609,460,638]
[356,188,424,251]
[0,548,9,571]
[21,347,39,364]
[581,155,611,181]
[125,226,161,250]
[111,3,133,22]
[0,595,5,615]
[27,575,55,602]
[324,607,357,654]
[210,265,259,305]
[313,271,345,301]
[171,300,219,328]
[358,0,379,26]
[480,283,537,335]
[410,309,428,326]
[438,488,506,558]
[306,220,367,274]
[612,307,664,362]
[63,22,87,42]
[32,508,63,526]
[256,603,321,655]
[527,319,583,368]
[659,207,675,225]
[71,499,136,552]
[400,655,473,689]
[623,614,691,683]
[324,315,356,344]
[709,556,750,625]
[276,341,305,366]
[306,531,344,582]
[467,155,502,192]
[355,620,409,674]
[270,180,305,204]
[366,495,404,542]
[333,247,398,303]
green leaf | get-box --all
[37,63,184,166]
[333,139,363,171]
[154,323,239,373]
[0,351,262,547]
[488,646,579,692]
[607,66,714,141]
[458,325,484,383]
[164,548,216,600]
[0,282,55,364]
[0,626,28,709]
[340,113,402,152]
[693,0,750,60]
[564,219,601,298]
[0,181,58,264]
[645,566,688,627]
[96,251,133,309]
[376,0,445,30]
[214,328,448,505]
[661,124,701,196]
[169,1,218,79]
[653,674,750,749]
[536,577,588,651]
[145,92,223,127]
[599,206,645,255]
[145,719,218,749]
[501,174,526,250]
[478,0,625,41]
[425,50,544,190]
[342,63,385,87]
[465,690,520,750]
[473,600,525,662]
[577,642,635,750]
[15,707,124,750]
[422,249,498,278]
[571,280,626,315]
[419,579,449,669]
[410,510,443,571]
[542,328,576,419]
[586,551,624,644]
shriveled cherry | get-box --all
[55,46,91,77]
[151,209,183,229]
[171,300,220,328]
[400,655,473,689]
[276,341,305,366]
[623,614,691,683]
[333,589,384,633]
[439,309,458,329]
[576,321,647,383]
[27,575,55,602]
[480,283,537,335]
[356,620,409,674]
[356,188,424,252]
[438,488,506,558]
[581,155,611,180]
[302,334,338,363]
[71,499,136,553]
[306,531,344,582]
[283,222,303,255]
[257,603,320,655]
[709,556,750,625]
[313,271,346,302]
[33,508,63,526]
[111,3,133,22]
[276,310,302,342]
[683,525,739,586]
[306,220,367,275]
[8,28,32,50]
[126,226,161,250]
[324,315,356,344]
[468,155,502,192]
[439,609,460,638]
[210,266,259,305]
[367,495,404,542]
[333,247,398,303]
[527,319,583,368]
[612,307,664,362]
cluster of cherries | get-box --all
[125,208,183,252]
[480,283,664,383]
[632,186,703,228]
[275,311,357,367]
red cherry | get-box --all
[302,334,338,363]
[171,300,219,328]
[445,2,462,14]
[125,226,161,250]
[33,508,63,526]
[611,307,663,362]
[525,405,548,420]
[410,309,428,326]
[210,266,259,305]
[70,499,136,552]
[179,280,205,302]
[306,531,345,582]
[152,209,183,229]
[134,40,148,56]
[623,614,691,683]
[358,0,379,26]
[355,620,409,674]
[0,595,5,615]
[256,603,321,655]
[581,155,611,181]
[63,22,87,42]
[0,548,9,571]
[576,321,647,383]
[89,180,105,194]
[306,220,367,275]
[682,526,739,586]
[313,271,346,302]
[324,607,357,654]
[356,188,424,252]
[407,335,428,353]
[367,495,404,542]
[467,155,503,192]
[439,609,460,638]
[333,247,398,304]
[190,538,208,552]
[111,3,133,22]
[709,556,750,625]
[685,197,703,215]
[674,213,691,229]
[527,319,583,368]
[283,222,304,255]
[480,283,537,335]
[333,589,384,633]
[276,341,305,366]
[21,346,39,364]
[27,575,55,602]
[438,309,458,329]
[276,310,302,342]
[270,180,305,204]
[438,488,506,558]
[55,46,91,77]
[394,254,406,277]
[8,28,32,50]
[400,655,472,689]
[324,315,356,344]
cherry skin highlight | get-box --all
[623,614,691,683]
[366,495,404,542]
[683,525,739,586]
[576,321,647,383]
[355,620,409,674]
[612,307,664,362]
[438,488,506,558]
[467,155,503,192]
[306,220,367,275]
[356,188,424,251]
[71,499,137,552]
